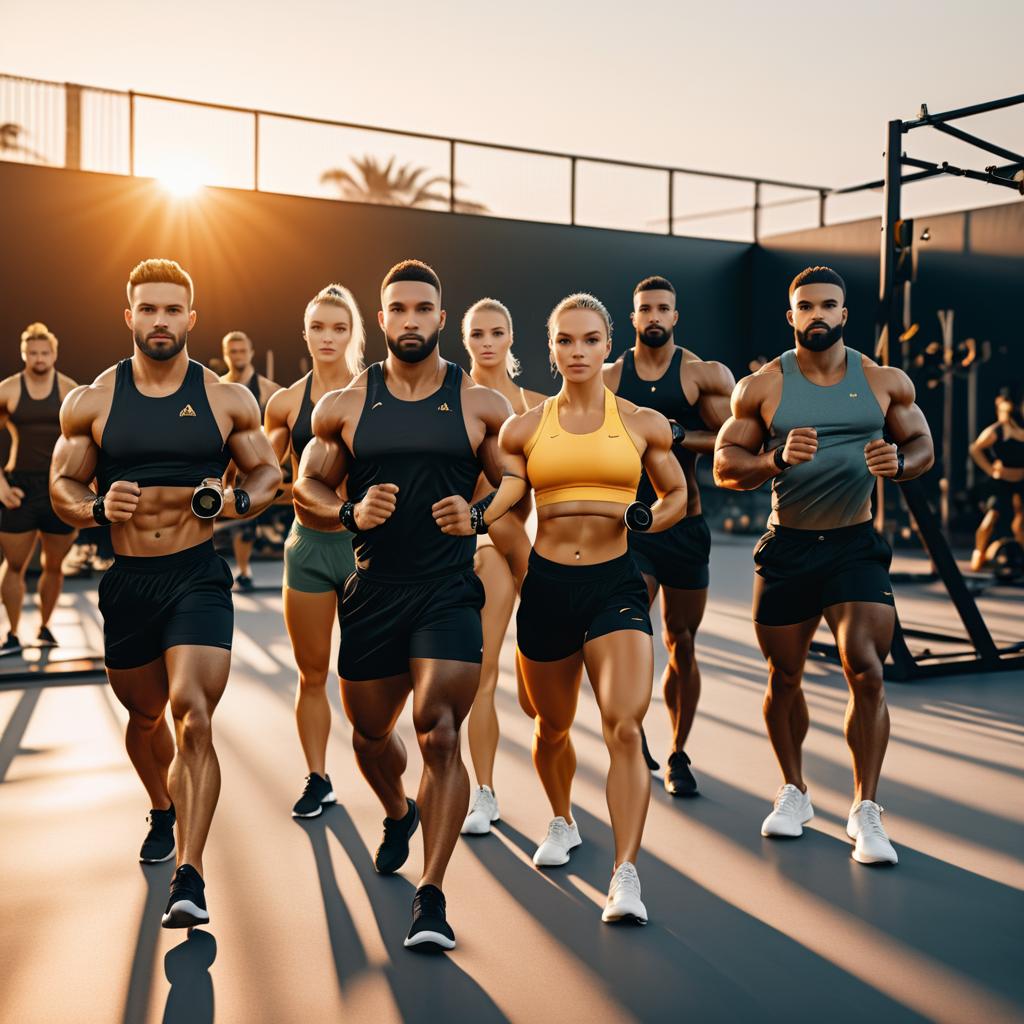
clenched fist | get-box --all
[864,438,899,477]
[783,427,818,466]
[0,478,25,510]
[104,480,141,522]
[355,483,398,530]
[432,494,472,536]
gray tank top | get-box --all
[767,348,884,528]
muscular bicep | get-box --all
[50,432,98,486]
[227,424,279,476]
[884,374,931,446]
[970,424,999,453]
[697,363,737,431]
[716,380,769,455]
[642,426,685,499]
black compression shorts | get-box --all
[752,521,894,627]
[99,540,234,669]
[0,472,75,535]
[516,550,652,662]
[629,513,711,591]
[985,480,1024,521]
[338,568,485,681]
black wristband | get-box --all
[339,501,358,531]
[670,420,686,447]
[470,492,496,535]
[233,489,251,517]
[93,493,110,526]
[894,451,905,480]
[773,446,790,472]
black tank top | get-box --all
[244,370,265,420]
[97,359,230,492]
[291,374,315,462]
[616,347,704,505]
[348,361,479,581]
[7,372,62,473]
[990,424,1024,469]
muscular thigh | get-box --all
[283,586,337,674]
[39,530,77,566]
[165,645,231,718]
[583,630,653,722]
[107,657,169,719]
[410,658,482,732]
[824,601,895,670]
[340,672,412,738]
[519,651,584,733]
[0,531,38,571]
[754,616,821,677]
[661,585,708,637]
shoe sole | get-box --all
[602,911,649,925]
[665,782,699,798]
[375,801,419,874]
[403,930,456,951]
[852,850,899,865]
[140,848,176,864]
[761,807,814,838]
[161,900,210,929]
[460,812,500,836]
[533,837,582,867]
[292,793,338,819]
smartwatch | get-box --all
[93,493,110,526]
[233,488,251,517]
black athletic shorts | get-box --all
[629,513,711,590]
[99,540,234,669]
[985,480,1024,521]
[0,471,75,535]
[338,568,485,681]
[517,550,652,663]
[752,521,894,627]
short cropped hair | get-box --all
[127,258,195,306]
[547,292,613,342]
[304,283,366,376]
[222,330,252,350]
[462,297,520,379]
[789,266,846,302]
[380,259,442,302]
[633,275,676,296]
[20,321,58,355]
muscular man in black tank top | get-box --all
[603,276,734,797]
[219,330,282,590]
[0,323,79,653]
[295,260,511,952]
[50,259,281,929]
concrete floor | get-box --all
[0,533,1021,1024]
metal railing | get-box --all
[0,72,831,241]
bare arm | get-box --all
[714,375,783,490]
[263,386,297,501]
[682,360,736,454]
[865,369,934,482]
[969,423,1000,476]
[222,386,282,517]
[636,409,687,532]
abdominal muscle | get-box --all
[534,501,628,565]
[110,486,214,557]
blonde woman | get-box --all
[264,284,365,817]
[459,299,547,835]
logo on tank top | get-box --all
[849,392,858,398]
[372,401,383,410]
[437,402,451,412]
[179,404,197,418]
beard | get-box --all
[796,321,843,352]
[638,325,672,349]
[135,328,188,361]
[386,328,441,364]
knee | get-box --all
[535,716,570,747]
[663,627,695,665]
[602,714,641,751]
[843,655,884,697]
[127,707,165,734]
[297,667,328,692]
[765,659,804,693]
[418,720,460,767]
[352,728,391,758]
[174,705,212,751]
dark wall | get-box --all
[0,162,750,392]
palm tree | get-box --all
[320,155,487,213]
[0,123,47,163]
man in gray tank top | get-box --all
[713,266,934,866]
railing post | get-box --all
[64,83,82,170]
[570,157,577,225]
[128,90,135,176]
[449,139,456,212]
[818,188,827,227]
[753,181,762,241]
[667,170,674,236]
[253,110,260,191]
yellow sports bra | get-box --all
[525,388,642,508]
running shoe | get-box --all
[533,816,582,866]
[161,864,209,928]
[234,573,254,593]
[291,772,336,818]
[403,884,456,950]
[374,798,419,874]
[601,862,648,924]
[640,727,660,772]
[36,625,58,648]
[140,805,176,863]
[847,800,898,865]
[461,785,500,835]
[664,750,698,797]
[0,632,22,657]
[760,784,814,837]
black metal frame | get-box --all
[812,95,1024,681]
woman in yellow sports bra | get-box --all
[459,298,547,837]
[485,292,686,925]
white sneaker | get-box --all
[602,862,648,925]
[761,784,814,837]
[847,800,898,865]
[532,816,582,866]
[461,785,500,835]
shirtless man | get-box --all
[50,258,281,925]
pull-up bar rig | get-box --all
[813,94,1024,681]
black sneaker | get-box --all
[291,772,337,818]
[161,864,209,928]
[374,798,419,874]
[0,632,22,657]
[640,727,660,772]
[234,573,254,593]
[36,625,58,648]
[403,884,455,950]
[140,805,176,863]
[665,751,699,797]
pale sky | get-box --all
[3,0,1022,234]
